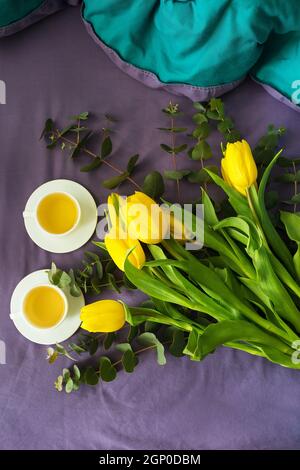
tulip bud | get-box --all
[221,140,257,195]
[80,300,125,333]
[104,232,145,271]
[125,192,168,244]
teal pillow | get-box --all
[0,1,45,27]
[0,0,76,37]
[82,0,300,104]
[251,32,300,110]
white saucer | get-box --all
[23,179,98,254]
[10,270,85,345]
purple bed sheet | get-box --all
[0,7,300,450]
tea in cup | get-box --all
[11,284,68,329]
[24,191,81,236]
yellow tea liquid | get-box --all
[37,192,78,234]
[23,286,65,328]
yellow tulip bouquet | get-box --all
[44,101,300,392]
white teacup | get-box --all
[23,191,81,237]
[10,284,68,330]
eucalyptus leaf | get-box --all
[101,136,112,159]
[84,366,99,385]
[164,169,190,180]
[191,141,212,160]
[142,171,165,199]
[127,154,139,174]
[137,332,166,365]
[80,157,102,172]
[104,332,116,350]
[102,173,128,189]
[71,131,93,158]
[65,378,74,394]
[99,357,117,382]
[40,118,53,139]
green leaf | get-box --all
[69,342,86,354]
[193,102,206,112]
[209,98,224,117]
[164,169,190,180]
[107,273,121,292]
[102,173,128,189]
[291,194,300,204]
[158,127,187,133]
[62,368,70,382]
[116,343,138,373]
[192,113,208,125]
[65,378,74,394]
[173,144,188,154]
[127,154,139,174]
[84,366,99,385]
[160,143,173,153]
[40,118,53,139]
[101,136,112,159]
[201,189,219,226]
[80,157,102,172]
[280,211,300,242]
[68,269,82,297]
[142,171,165,199]
[58,271,72,289]
[191,141,212,160]
[99,357,117,382]
[257,151,295,274]
[88,337,99,355]
[252,245,300,331]
[184,320,288,361]
[127,325,139,342]
[168,328,186,357]
[206,109,220,120]
[104,332,116,350]
[137,332,166,365]
[73,365,80,381]
[206,170,251,218]
[70,111,89,121]
[124,258,192,309]
[192,122,210,139]
[71,131,93,158]
[217,117,234,134]
[188,165,218,184]
[84,252,103,280]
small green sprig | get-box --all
[49,324,185,393]
[206,98,241,142]
[188,101,216,190]
[159,102,189,200]
[41,112,142,191]
[276,157,300,212]
[48,247,136,298]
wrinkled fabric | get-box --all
[83,0,300,106]
[1,7,300,450]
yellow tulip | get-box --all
[125,191,168,244]
[80,300,125,333]
[107,193,126,236]
[221,139,257,195]
[105,232,145,271]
